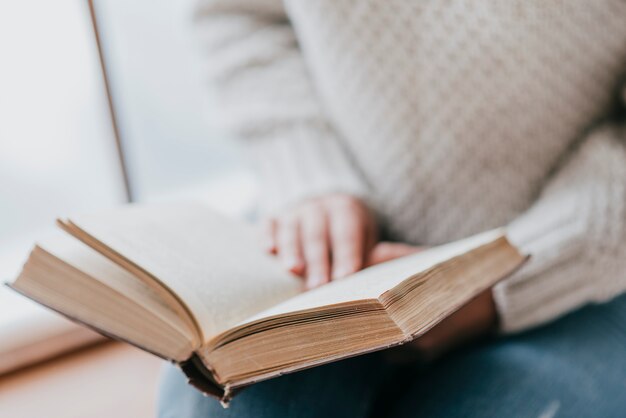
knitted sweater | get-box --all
[195,0,626,332]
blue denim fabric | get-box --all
[158,294,626,418]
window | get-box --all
[94,0,254,209]
[0,0,253,371]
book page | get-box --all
[242,229,506,323]
[65,203,302,340]
[35,233,192,337]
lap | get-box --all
[389,294,626,418]
[157,351,394,418]
[158,294,626,418]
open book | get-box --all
[9,203,526,404]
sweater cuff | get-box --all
[243,123,369,213]
[493,201,589,332]
[493,127,626,333]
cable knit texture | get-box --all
[195,0,626,332]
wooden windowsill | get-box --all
[0,341,164,418]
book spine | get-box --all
[180,354,238,406]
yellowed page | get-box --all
[242,229,505,323]
[35,233,193,339]
[65,203,301,340]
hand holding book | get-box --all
[264,193,498,359]
[262,194,378,288]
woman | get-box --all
[159,1,626,416]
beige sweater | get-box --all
[195,0,626,332]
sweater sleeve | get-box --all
[494,88,626,332]
[194,0,368,213]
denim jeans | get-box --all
[158,293,626,418]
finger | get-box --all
[328,202,365,279]
[366,242,423,267]
[301,205,331,289]
[261,217,278,254]
[365,242,390,267]
[364,213,378,256]
[277,214,305,276]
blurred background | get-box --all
[0,0,253,416]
